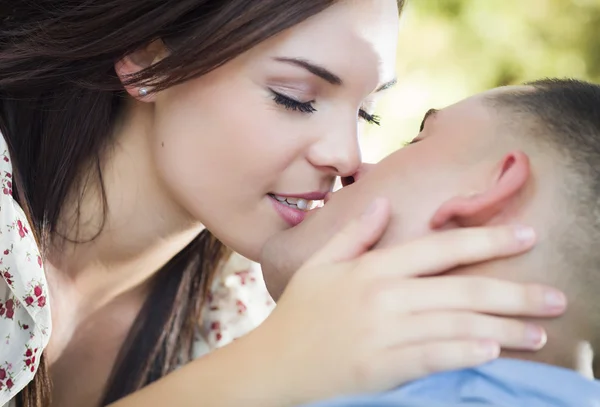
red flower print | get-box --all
[3,156,8,162]
[216,332,223,341]
[24,296,34,306]
[0,368,5,380]
[17,220,27,237]
[236,299,247,315]
[17,221,24,237]
[6,308,14,319]
[22,324,29,330]
[3,249,8,255]
[37,296,46,307]
[34,285,42,297]
[210,321,221,331]
[235,270,256,285]
[6,298,14,310]
[5,172,10,178]
[6,378,13,389]
[25,348,32,357]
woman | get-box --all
[0,1,566,406]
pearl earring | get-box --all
[138,88,148,97]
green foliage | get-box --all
[364,0,600,159]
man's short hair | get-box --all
[488,78,600,290]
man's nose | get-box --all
[341,162,376,186]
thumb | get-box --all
[304,198,391,267]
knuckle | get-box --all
[524,283,546,308]
[451,313,481,337]
[456,277,491,306]
[350,353,377,388]
[418,344,447,374]
[360,278,390,310]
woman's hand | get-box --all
[251,198,566,406]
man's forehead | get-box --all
[432,86,533,130]
[440,85,534,116]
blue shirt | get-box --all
[301,359,600,407]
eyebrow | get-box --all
[273,57,397,93]
[375,78,397,93]
[419,108,439,132]
[274,57,343,85]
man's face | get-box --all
[260,87,526,300]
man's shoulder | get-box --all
[300,358,600,407]
[302,395,497,407]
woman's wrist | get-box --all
[106,323,301,407]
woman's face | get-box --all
[140,0,398,260]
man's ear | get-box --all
[430,151,531,229]
[114,40,169,102]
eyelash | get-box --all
[270,90,381,126]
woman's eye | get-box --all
[271,90,381,127]
[271,90,316,114]
[359,109,381,126]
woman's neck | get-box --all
[46,101,204,356]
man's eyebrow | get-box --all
[375,78,397,93]
[273,57,343,86]
[419,108,439,132]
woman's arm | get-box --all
[108,331,293,407]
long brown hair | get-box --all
[0,1,405,406]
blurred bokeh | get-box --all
[361,0,600,162]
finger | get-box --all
[380,312,546,351]
[387,276,566,316]
[371,225,536,278]
[304,198,391,267]
[374,339,500,387]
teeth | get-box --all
[271,194,323,212]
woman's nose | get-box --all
[306,129,361,177]
[341,162,376,186]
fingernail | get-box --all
[513,225,536,245]
[361,199,379,219]
[544,289,567,311]
[475,340,500,360]
[525,324,547,347]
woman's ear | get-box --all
[430,151,531,229]
[114,40,169,102]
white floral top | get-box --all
[0,130,275,406]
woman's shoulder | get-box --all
[0,129,52,406]
[191,253,275,358]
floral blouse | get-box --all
[0,131,275,406]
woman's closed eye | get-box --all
[270,89,381,126]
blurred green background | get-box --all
[361,0,600,162]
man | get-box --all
[260,79,600,406]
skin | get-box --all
[261,86,598,376]
[44,1,400,406]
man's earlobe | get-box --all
[430,151,531,229]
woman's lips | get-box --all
[267,192,327,226]
[269,195,307,226]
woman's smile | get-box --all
[268,191,327,226]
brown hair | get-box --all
[0,0,405,405]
